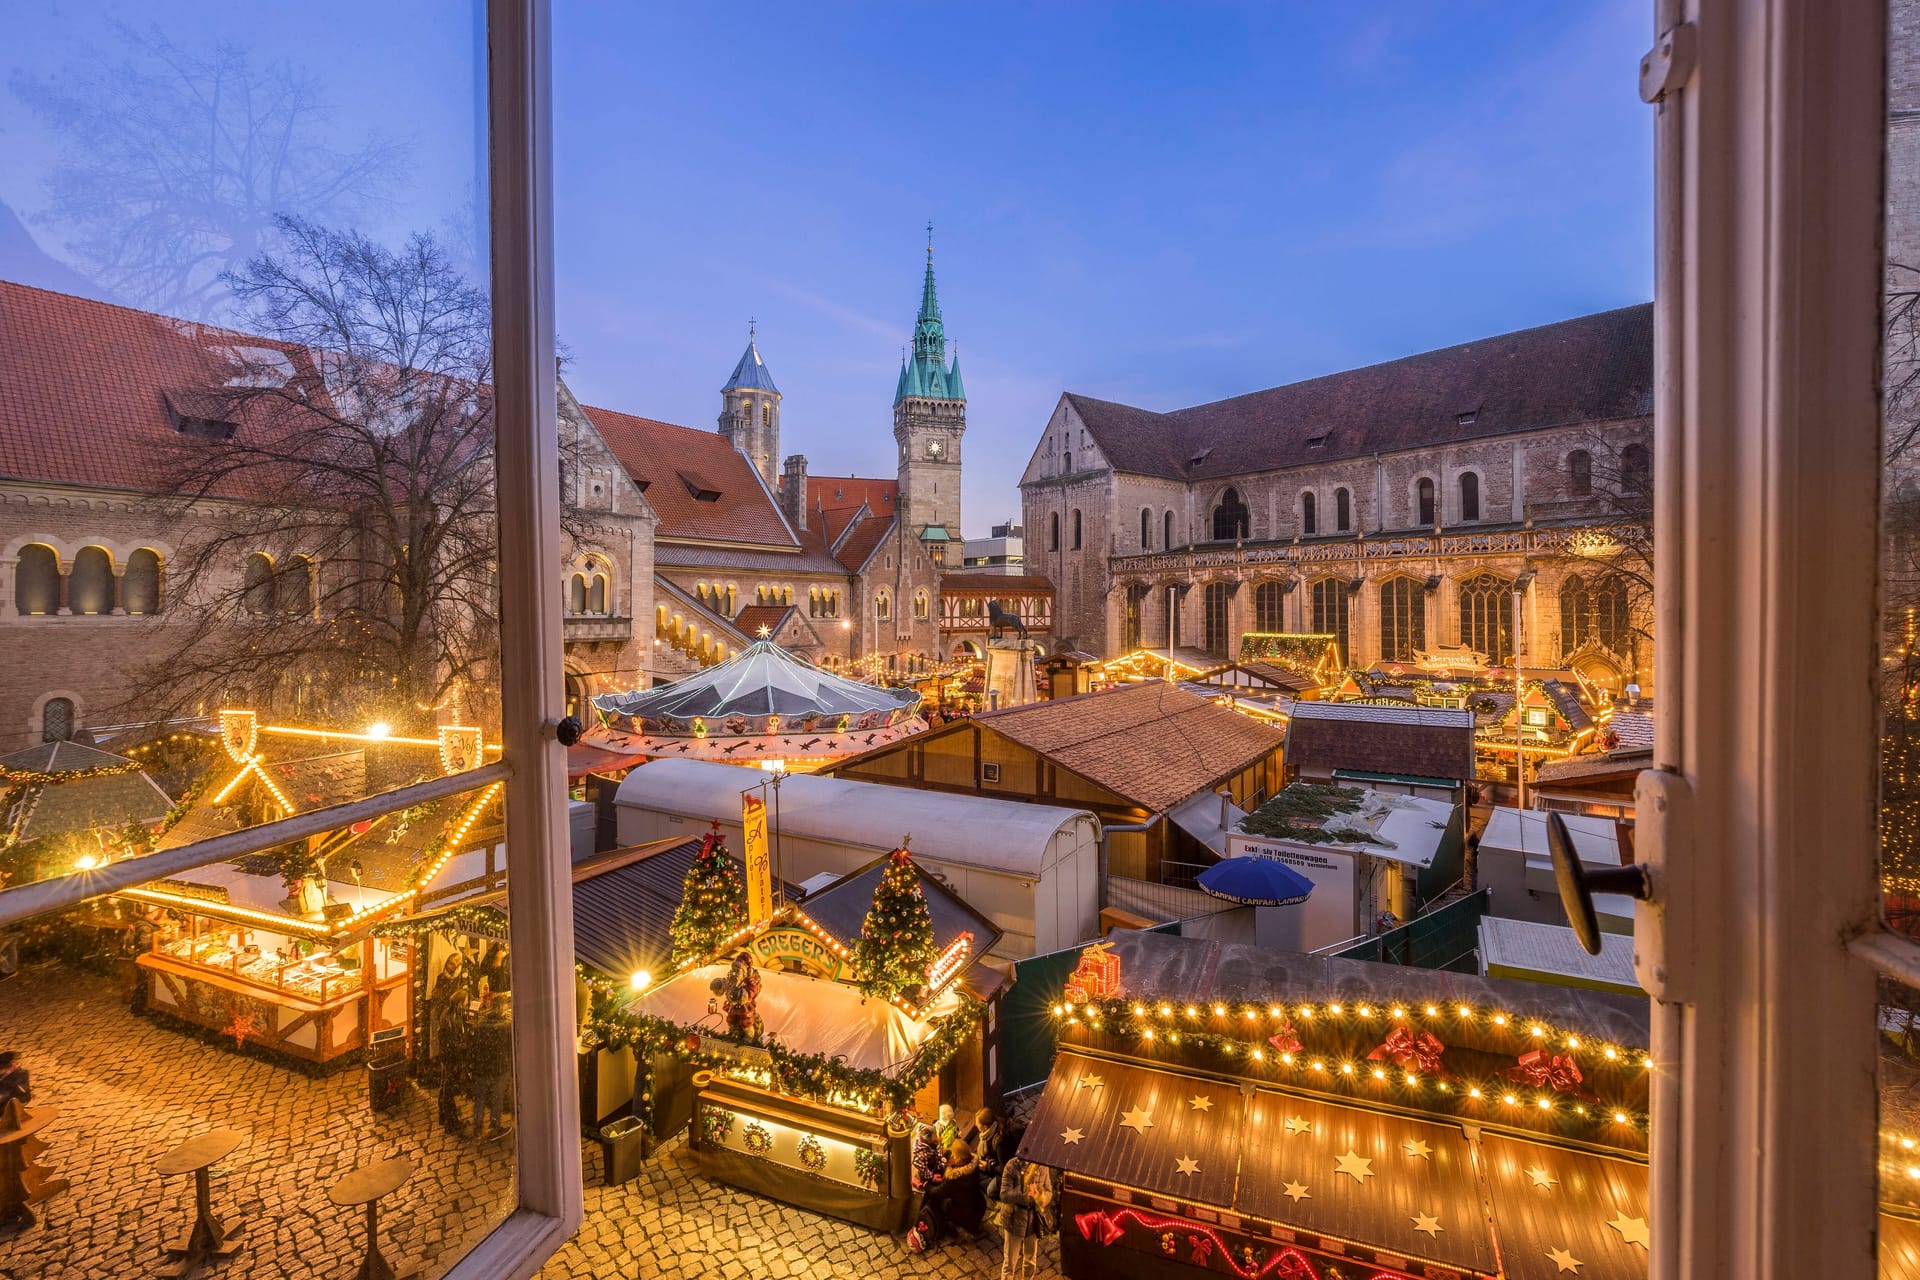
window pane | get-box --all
[0,3,518,1273]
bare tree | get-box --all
[129,217,498,733]
[1537,430,1655,686]
[9,24,406,319]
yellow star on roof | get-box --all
[1061,1127,1085,1145]
[1403,1138,1432,1159]
[1526,1166,1559,1190]
[1282,1181,1311,1202]
[1174,1156,1200,1176]
[1077,1073,1104,1091]
[1120,1107,1154,1134]
[1334,1150,1374,1182]
[1606,1213,1650,1248]
[1546,1246,1583,1273]
[1284,1115,1311,1135]
[1189,1094,1213,1112]
[755,624,771,637]
[1411,1212,1443,1236]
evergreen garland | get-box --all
[852,845,936,1001]
[670,823,749,964]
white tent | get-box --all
[1477,807,1635,934]
[614,758,1102,958]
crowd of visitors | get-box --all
[429,943,513,1140]
[906,1103,1055,1275]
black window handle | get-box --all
[1547,810,1652,955]
[554,715,584,747]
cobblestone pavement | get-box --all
[0,964,1061,1280]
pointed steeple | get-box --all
[912,223,946,364]
[946,347,966,402]
[894,353,911,404]
[722,322,779,394]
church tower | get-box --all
[893,229,966,565]
[720,325,781,488]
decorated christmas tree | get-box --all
[670,823,749,964]
[853,843,937,1000]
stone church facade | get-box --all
[1019,304,1656,696]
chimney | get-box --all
[781,454,809,531]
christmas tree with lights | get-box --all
[670,822,749,964]
[853,843,936,1000]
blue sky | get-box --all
[4,3,1651,537]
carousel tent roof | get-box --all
[592,639,920,725]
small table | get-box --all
[0,1104,67,1228]
[328,1156,416,1280]
[154,1127,247,1277]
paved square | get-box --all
[0,964,1060,1280]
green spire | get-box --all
[894,354,911,404]
[946,348,965,401]
[897,222,962,403]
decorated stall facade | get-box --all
[580,831,1006,1229]
[1023,930,1653,1280]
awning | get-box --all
[567,743,643,778]
[1479,1132,1649,1280]
[1167,789,1243,858]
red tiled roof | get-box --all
[1284,702,1476,783]
[805,475,896,518]
[0,282,288,495]
[583,404,796,547]
[939,572,1056,594]
[1067,304,1653,481]
[732,604,797,639]
[974,682,1284,811]
[830,510,894,573]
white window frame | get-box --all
[0,4,581,1276]
[1646,1,1881,1277]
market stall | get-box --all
[580,835,1007,1229]
[1023,929,1653,1280]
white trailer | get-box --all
[614,758,1102,959]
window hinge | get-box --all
[1640,22,1698,104]
[1631,767,1698,1002]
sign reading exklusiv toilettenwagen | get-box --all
[1225,833,1357,951]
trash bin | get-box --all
[599,1116,647,1186]
[367,1028,409,1115]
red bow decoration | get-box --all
[1506,1049,1584,1093]
[1267,1021,1303,1054]
[1189,1234,1215,1265]
[1367,1026,1446,1075]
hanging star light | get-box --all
[1546,1245,1584,1273]
[1333,1150,1374,1182]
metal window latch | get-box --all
[1640,22,1698,104]
[554,715,584,747]
[1547,810,1653,955]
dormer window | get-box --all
[1306,434,1328,449]
[162,388,239,440]
[1456,410,1478,426]
[677,470,722,501]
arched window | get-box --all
[41,697,74,743]
[1064,450,1073,473]
[1334,488,1351,533]
[1050,512,1060,551]
[1141,508,1152,550]
[1416,477,1436,527]
[1254,580,1286,632]
[725,584,737,616]
[1459,574,1516,664]
[280,555,314,616]
[1621,442,1651,492]
[913,590,929,620]
[876,591,891,621]
[1459,472,1481,522]
[1163,510,1174,550]
[1071,509,1083,550]
[1567,450,1593,497]
[1310,578,1353,666]
[1302,492,1317,536]
[242,553,276,615]
[808,588,820,617]
[1202,582,1233,656]
[14,544,59,615]
[124,548,162,615]
[1212,488,1249,541]
[68,546,113,615]
[761,402,771,427]
[783,586,793,606]
[1379,577,1427,662]
[1123,584,1146,649]
[588,573,608,615]
[568,573,587,614]
[1562,574,1630,655]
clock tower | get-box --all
[892,228,966,565]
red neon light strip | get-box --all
[1080,1205,1416,1280]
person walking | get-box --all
[468,992,513,1139]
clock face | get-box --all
[926,439,944,457]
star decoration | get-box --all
[1606,1214,1651,1249]
[1411,1212,1443,1237]
[1333,1150,1374,1182]
[1546,1246,1584,1273]
[1077,1073,1105,1091]
[1061,1127,1085,1145]
[1188,1094,1214,1112]
[755,624,771,638]
[1174,1156,1200,1176]
[1284,1115,1311,1135]
[223,1008,260,1051]
[1403,1138,1433,1159]
[1120,1107,1154,1134]
[1282,1181,1312,1202]
[1526,1166,1559,1190]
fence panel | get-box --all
[1329,889,1490,973]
